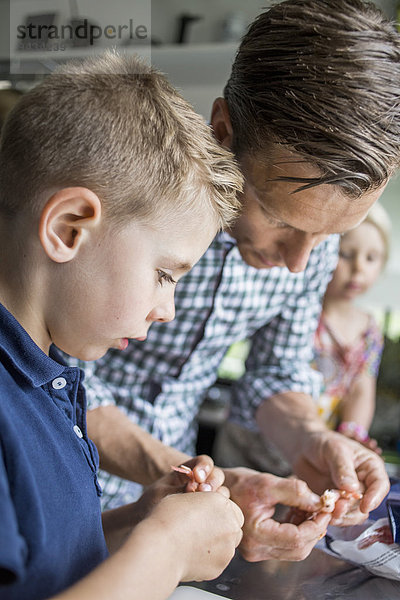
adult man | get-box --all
[83,0,400,562]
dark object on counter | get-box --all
[369,479,400,544]
[387,483,400,544]
[176,14,202,44]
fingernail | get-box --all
[197,469,207,482]
[340,476,357,488]
[199,483,212,492]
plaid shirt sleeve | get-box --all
[230,235,339,428]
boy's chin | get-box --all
[64,339,128,362]
[71,347,109,363]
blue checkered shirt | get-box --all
[80,232,339,508]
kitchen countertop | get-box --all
[188,548,400,600]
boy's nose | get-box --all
[149,296,176,323]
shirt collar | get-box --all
[218,230,237,247]
[0,302,66,388]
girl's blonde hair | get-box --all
[364,202,391,267]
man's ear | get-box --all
[210,97,233,149]
[39,187,102,263]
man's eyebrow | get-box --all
[256,198,294,227]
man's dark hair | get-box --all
[224,0,400,196]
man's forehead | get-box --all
[241,145,321,181]
[240,147,385,233]
[246,177,382,235]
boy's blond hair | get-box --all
[0,52,242,230]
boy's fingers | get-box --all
[228,497,245,529]
[203,466,225,490]
[190,455,225,490]
[216,485,231,499]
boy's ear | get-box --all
[39,187,102,263]
[210,97,233,150]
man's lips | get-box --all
[254,251,281,268]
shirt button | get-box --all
[73,425,83,439]
[52,377,67,390]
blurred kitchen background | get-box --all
[0,0,399,463]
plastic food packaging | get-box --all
[317,481,400,580]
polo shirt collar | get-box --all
[0,302,65,388]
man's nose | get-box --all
[279,232,322,273]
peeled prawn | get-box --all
[303,488,363,521]
[171,464,196,486]
[319,488,363,513]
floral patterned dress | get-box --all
[313,314,384,429]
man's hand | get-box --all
[223,468,331,562]
[256,393,389,527]
[292,430,389,525]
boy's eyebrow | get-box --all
[162,256,193,273]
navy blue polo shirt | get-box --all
[0,303,108,599]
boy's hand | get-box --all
[149,491,244,582]
[223,468,330,562]
[171,455,225,493]
[131,455,225,524]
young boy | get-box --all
[0,52,244,600]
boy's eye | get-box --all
[339,250,352,260]
[157,269,177,286]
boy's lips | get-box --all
[119,338,129,351]
[117,335,147,350]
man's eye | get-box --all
[262,212,284,227]
[157,270,177,286]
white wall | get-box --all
[151,0,397,44]
[3,0,397,56]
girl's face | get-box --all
[326,222,386,301]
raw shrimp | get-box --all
[319,488,363,513]
[171,464,196,489]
